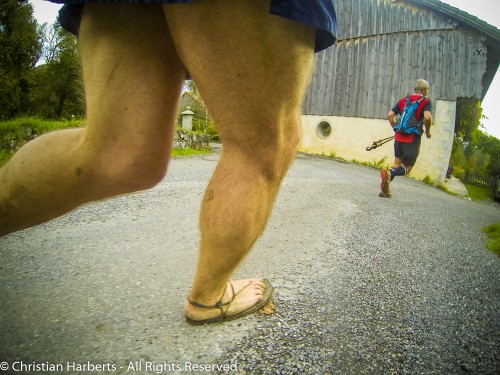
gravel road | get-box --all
[1,146,499,375]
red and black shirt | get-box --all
[391,94,431,143]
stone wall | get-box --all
[2,128,210,156]
[1,126,37,154]
[173,130,210,150]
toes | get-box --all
[249,278,266,289]
[236,278,265,291]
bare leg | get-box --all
[164,0,315,320]
[0,4,185,236]
[391,157,404,170]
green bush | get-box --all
[191,118,219,141]
[451,166,466,181]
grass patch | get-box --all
[352,157,388,169]
[438,184,458,196]
[482,223,500,256]
[315,151,339,159]
[0,117,85,166]
[422,175,434,186]
[464,184,494,202]
[0,117,85,136]
[171,147,210,157]
[0,149,12,167]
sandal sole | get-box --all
[186,279,274,325]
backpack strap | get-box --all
[413,94,425,104]
[400,94,423,111]
[415,96,428,120]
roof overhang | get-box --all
[404,0,500,100]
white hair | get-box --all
[414,79,430,92]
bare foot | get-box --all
[185,278,271,324]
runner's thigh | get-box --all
[163,0,315,144]
[79,4,186,157]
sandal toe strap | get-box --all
[187,280,253,318]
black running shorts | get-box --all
[394,139,421,166]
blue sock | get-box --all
[389,167,406,181]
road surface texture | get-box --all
[1,146,499,375]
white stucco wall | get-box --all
[299,100,456,184]
[416,100,456,183]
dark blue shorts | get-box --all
[47,0,336,52]
[394,139,421,166]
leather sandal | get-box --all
[185,279,274,325]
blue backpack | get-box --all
[393,95,426,135]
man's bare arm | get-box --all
[388,111,397,126]
[423,110,432,138]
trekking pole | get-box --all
[366,135,395,151]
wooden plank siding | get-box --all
[336,0,455,39]
[303,0,489,118]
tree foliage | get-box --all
[30,23,84,118]
[477,131,500,176]
[0,2,84,119]
[0,0,42,119]
[451,97,500,180]
[181,80,218,139]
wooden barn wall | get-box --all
[335,0,455,40]
[303,0,488,118]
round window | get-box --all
[316,121,332,139]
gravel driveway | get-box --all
[1,146,499,375]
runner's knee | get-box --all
[84,143,169,193]
[239,114,301,182]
